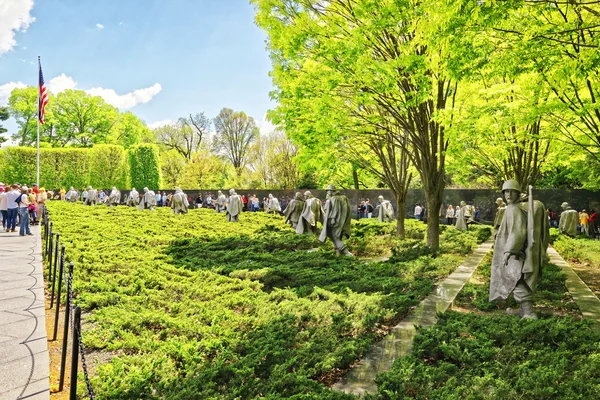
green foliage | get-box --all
[553,233,600,267]
[128,144,161,189]
[89,144,128,189]
[0,146,90,189]
[371,312,600,400]
[46,202,487,399]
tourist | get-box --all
[0,186,7,231]
[580,209,590,236]
[252,195,260,212]
[27,187,38,225]
[6,184,21,232]
[242,194,248,211]
[589,209,598,238]
[414,203,422,220]
[18,186,33,236]
[98,189,105,202]
[60,187,66,200]
[195,194,203,208]
[365,199,374,218]
[446,205,455,225]
[547,208,557,228]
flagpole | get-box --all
[36,56,40,188]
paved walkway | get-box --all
[0,225,50,400]
[548,247,600,333]
[333,240,494,396]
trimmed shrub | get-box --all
[89,144,128,189]
[128,144,161,190]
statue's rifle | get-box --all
[524,185,535,273]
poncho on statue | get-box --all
[138,187,157,211]
[283,192,305,228]
[226,189,243,222]
[296,191,323,234]
[171,187,189,215]
[376,196,395,222]
[107,187,121,206]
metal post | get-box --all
[59,262,73,392]
[50,233,60,308]
[48,230,54,265]
[53,245,65,340]
[70,306,81,400]
[45,222,52,258]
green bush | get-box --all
[371,312,600,400]
[128,144,161,190]
[88,144,128,189]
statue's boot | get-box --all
[520,301,538,320]
[340,247,354,257]
[506,306,523,318]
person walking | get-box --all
[0,186,8,231]
[18,186,33,236]
[580,209,590,236]
[6,184,21,232]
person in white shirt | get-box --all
[6,184,22,232]
[414,203,423,220]
[18,186,33,236]
[0,186,8,231]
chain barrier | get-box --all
[44,208,95,399]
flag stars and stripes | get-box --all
[39,63,49,124]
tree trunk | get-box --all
[396,198,405,239]
[425,190,443,252]
[352,168,359,190]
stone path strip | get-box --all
[548,247,600,333]
[0,225,50,400]
[333,239,494,396]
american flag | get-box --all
[38,62,49,124]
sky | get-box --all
[0,0,276,137]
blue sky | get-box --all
[0,0,276,134]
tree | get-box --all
[253,0,466,249]
[128,144,161,190]
[109,112,153,149]
[0,107,8,144]
[249,130,300,189]
[7,86,55,146]
[154,113,210,160]
[178,150,230,189]
[52,90,119,147]
[160,149,186,188]
[213,108,259,176]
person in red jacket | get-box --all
[589,209,598,238]
[242,194,248,211]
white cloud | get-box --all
[118,21,123,26]
[0,81,27,106]
[47,74,77,93]
[96,23,104,30]
[87,83,162,109]
[259,113,278,136]
[0,0,35,55]
[148,119,174,129]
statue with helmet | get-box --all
[296,191,323,234]
[558,202,578,237]
[489,179,549,319]
[283,192,305,229]
[225,189,243,222]
[376,195,395,222]
[319,184,353,256]
[83,186,98,206]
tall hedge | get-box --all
[89,144,128,189]
[128,144,161,190]
[0,147,90,189]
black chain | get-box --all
[77,326,95,399]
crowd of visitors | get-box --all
[0,182,48,235]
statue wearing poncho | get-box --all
[319,185,353,256]
[66,187,78,202]
[127,188,139,206]
[455,201,470,230]
[489,180,549,319]
[215,191,227,213]
[558,202,578,237]
[107,187,121,206]
[283,192,305,228]
[171,187,189,215]
[84,186,98,206]
[296,191,323,234]
[226,189,243,222]
[138,187,157,211]
[376,195,395,222]
[266,194,282,214]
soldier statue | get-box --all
[319,184,353,256]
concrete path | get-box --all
[548,247,600,333]
[0,225,50,400]
[333,240,494,396]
